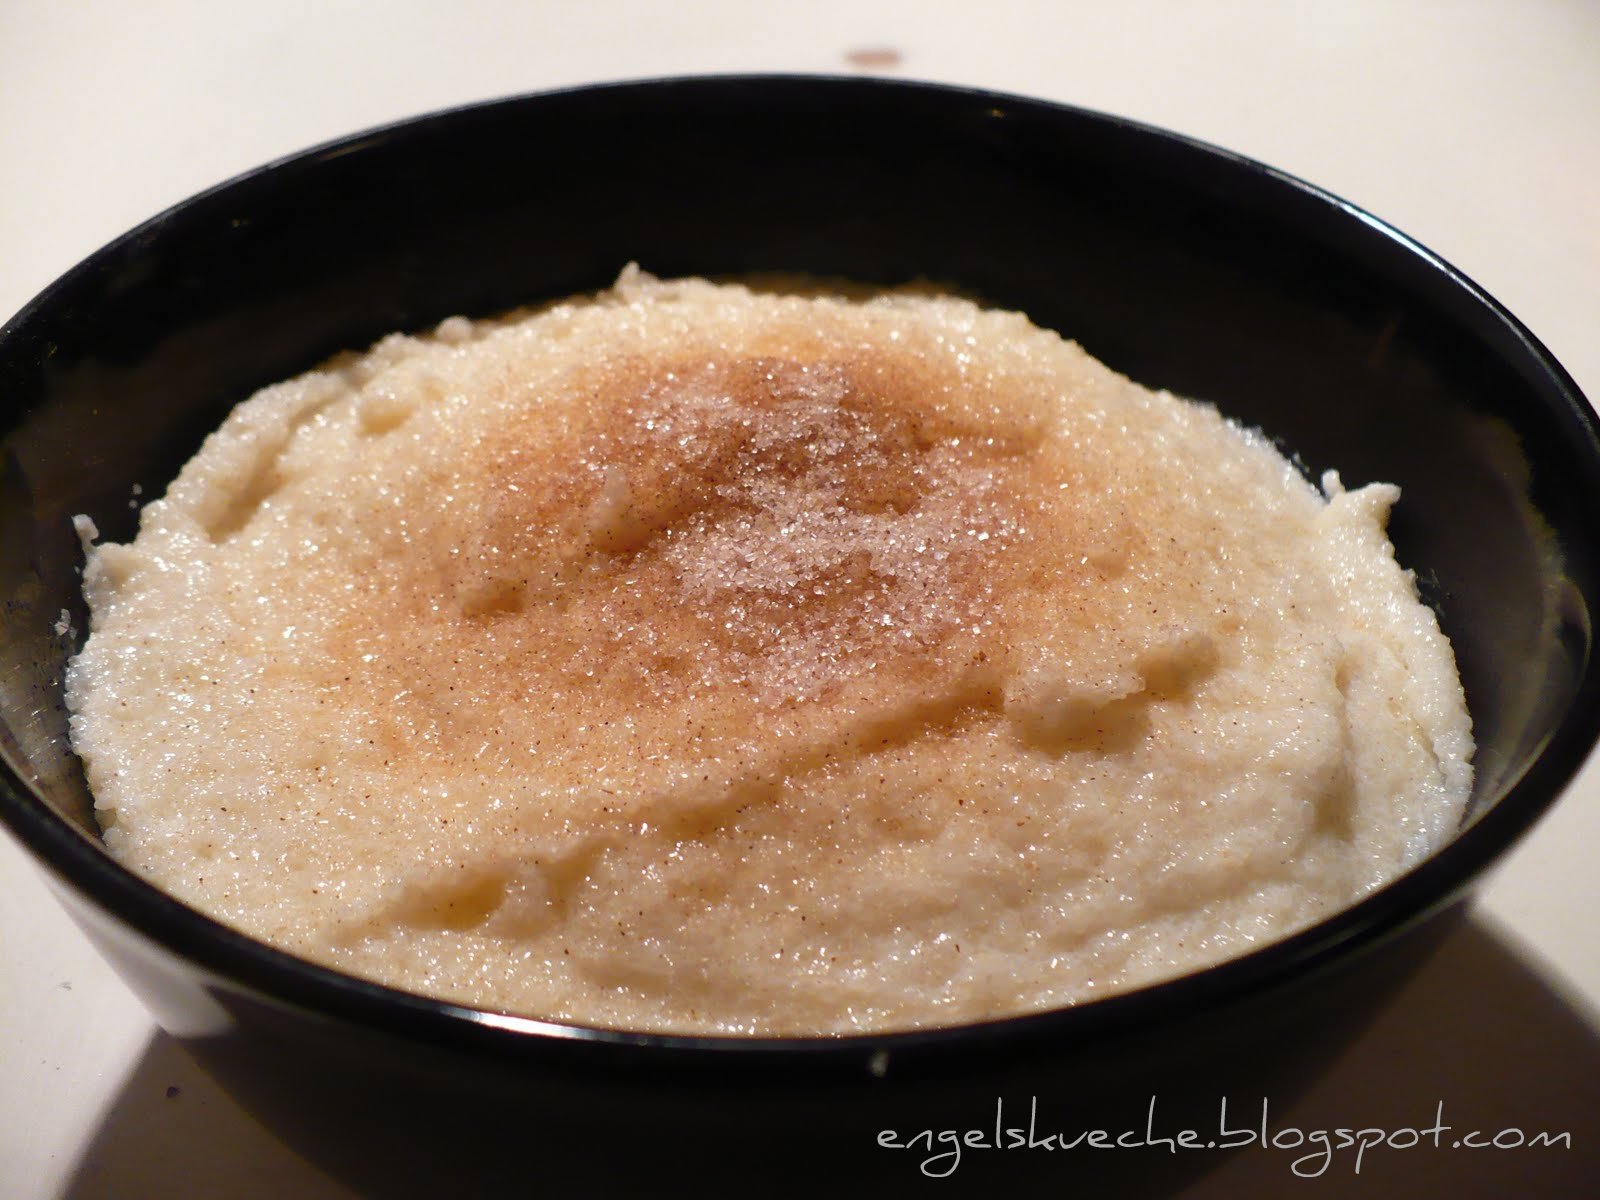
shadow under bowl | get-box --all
[2,77,1598,1191]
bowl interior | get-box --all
[2,77,1598,1039]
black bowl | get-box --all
[3,76,1598,1193]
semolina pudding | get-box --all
[65,268,1473,1034]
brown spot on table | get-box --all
[844,46,902,69]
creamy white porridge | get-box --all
[65,268,1473,1034]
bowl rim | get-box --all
[3,72,1598,1071]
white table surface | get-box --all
[2,2,1597,1195]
